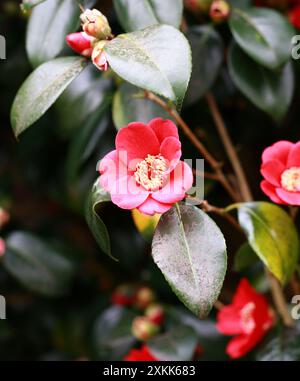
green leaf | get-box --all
[66,88,112,182]
[26,0,80,68]
[185,26,223,106]
[11,57,87,137]
[234,202,299,285]
[152,204,227,318]
[112,82,170,130]
[93,306,136,360]
[228,0,251,8]
[148,326,198,361]
[56,67,113,136]
[257,323,300,361]
[21,0,46,12]
[228,43,294,122]
[85,178,115,260]
[104,25,192,110]
[229,7,295,70]
[234,243,258,272]
[3,231,75,296]
[113,0,183,32]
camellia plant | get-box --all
[1,0,300,361]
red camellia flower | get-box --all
[289,5,300,28]
[260,141,300,205]
[124,345,158,361]
[216,279,274,359]
[99,118,193,216]
[66,32,95,58]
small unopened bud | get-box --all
[111,285,137,306]
[145,304,164,325]
[209,0,230,22]
[185,0,213,13]
[135,287,156,310]
[80,9,112,40]
[0,238,6,258]
[132,317,160,341]
[66,32,95,58]
[92,41,109,71]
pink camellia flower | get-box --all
[66,32,95,58]
[216,279,274,359]
[260,141,300,205]
[99,118,193,216]
[92,41,109,71]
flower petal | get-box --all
[262,141,294,165]
[149,118,179,144]
[137,197,172,216]
[99,150,129,193]
[216,306,243,335]
[232,279,259,308]
[260,160,285,187]
[116,123,160,169]
[160,136,182,171]
[152,161,193,204]
[287,142,300,167]
[110,175,148,210]
[275,188,300,206]
[226,333,259,359]
[260,181,286,204]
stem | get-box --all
[206,93,253,202]
[267,271,294,327]
[145,91,240,202]
[214,300,225,311]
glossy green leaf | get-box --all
[185,26,223,106]
[85,178,114,260]
[234,242,258,272]
[104,25,192,110]
[11,57,87,137]
[228,43,294,122]
[152,204,227,318]
[112,82,170,130]
[3,231,75,296]
[148,326,197,361]
[66,89,112,182]
[26,0,80,68]
[56,67,112,136]
[93,306,136,360]
[235,202,299,285]
[229,7,295,70]
[228,0,251,8]
[113,0,183,32]
[257,323,300,361]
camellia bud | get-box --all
[111,285,137,306]
[209,0,230,22]
[80,9,112,40]
[135,287,156,310]
[0,208,9,228]
[66,32,95,58]
[132,317,160,341]
[92,41,109,71]
[0,238,6,258]
[145,304,165,325]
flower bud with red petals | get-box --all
[135,287,156,310]
[80,9,112,40]
[132,317,160,341]
[66,32,95,58]
[145,304,165,325]
[209,0,230,22]
[92,41,109,71]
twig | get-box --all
[205,93,253,202]
[193,169,220,181]
[145,91,240,202]
[214,300,225,311]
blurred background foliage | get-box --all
[0,0,299,360]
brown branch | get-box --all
[145,91,240,202]
[193,169,221,181]
[206,93,253,202]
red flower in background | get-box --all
[216,279,274,359]
[99,118,193,216]
[289,4,300,28]
[260,141,300,205]
[124,346,158,361]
